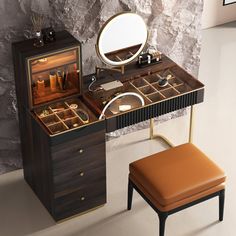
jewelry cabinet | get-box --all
[12,31,106,221]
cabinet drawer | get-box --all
[51,129,105,162]
[53,180,106,220]
[52,142,105,175]
[53,164,106,197]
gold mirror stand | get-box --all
[95,44,125,77]
[95,65,125,77]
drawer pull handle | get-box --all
[78,149,84,154]
[81,196,85,201]
[80,172,84,177]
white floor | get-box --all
[1,22,236,236]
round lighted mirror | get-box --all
[97,12,148,66]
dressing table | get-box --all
[12,12,204,221]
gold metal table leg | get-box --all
[189,105,194,143]
[149,105,195,147]
[149,118,174,148]
[150,118,154,140]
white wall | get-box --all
[202,0,236,29]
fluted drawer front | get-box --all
[53,180,106,221]
[106,89,204,132]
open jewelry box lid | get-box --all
[28,46,82,109]
[12,30,82,110]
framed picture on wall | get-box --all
[223,0,236,5]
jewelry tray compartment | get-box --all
[129,67,204,103]
[34,97,99,135]
[85,65,204,120]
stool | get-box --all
[127,143,226,236]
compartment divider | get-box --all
[65,101,90,125]
[157,91,166,99]
[49,106,69,130]
[70,107,86,124]
[166,81,181,94]
[143,77,167,99]
[47,121,63,128]
[64,102,71,109]
[171,86,181,94]
[130,82,153,103]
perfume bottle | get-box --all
[62,67,68,90]
[49,71,57,92]
[37,77,45,95]
[33,31,44,47]
[57,70,63,90]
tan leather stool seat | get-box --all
[129,143,226,210]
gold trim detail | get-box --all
[57,204,105,223]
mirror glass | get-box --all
[223,0,236,5]
[97,12,148,66]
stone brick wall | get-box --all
[0,0,203,174]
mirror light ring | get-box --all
[99,92,145,120]
[96,12,148,67]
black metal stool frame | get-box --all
[127,178,225,236]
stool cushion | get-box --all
[129,143,226,207]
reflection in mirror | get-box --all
[96,12,148,67]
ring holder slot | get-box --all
[131,78,148,88]
[161,69,182,86]
[160,88,179,98]
[147,92,165,103]
[64,117,83,129]
[66,99,97,123]
[174,83,192,93]
[47,122,67,134]
[41,114,60,126]
[144,74,159,84]
[152,83,171,91]
[139,85,156,95]
[168,77,183,87]
[35,107,53,118]
[73,109,90,124]
[56,109,76,121]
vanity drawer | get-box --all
[51,128,105,161]
[52,141,105,175]
[50,121,107,221]
[106,88,204,132]
[53,163,106,197]
[53,180,106,220]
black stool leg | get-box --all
[127,178,133,210]
[219,189,225,221]
[158,212,168,236]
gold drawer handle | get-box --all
[81,196,85,201]
[78,149,84,154]
[80,172,84,177]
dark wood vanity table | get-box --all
[12,13,204,222]
[83,55,204,133]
